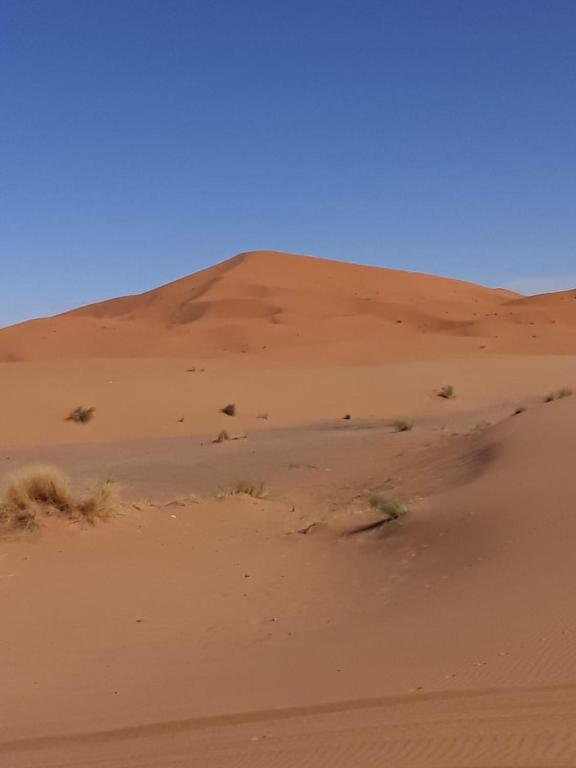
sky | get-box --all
[2,0,576,326]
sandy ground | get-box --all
[2,252,576,766]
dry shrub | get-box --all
[221,403,236,416]
[76,480,116,524]
[544,387,573,403]
[217,480,267,499]
[0,465,114,533]
[345,494,407,536]
[393,419,413,432]
[368,495,406,520]
[66,406,95,424]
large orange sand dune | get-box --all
[2,250,576,363]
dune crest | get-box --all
[8,250,576,362]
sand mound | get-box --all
[2,250,576,363]
[0,250,548,363]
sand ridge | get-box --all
[2,250,576,363]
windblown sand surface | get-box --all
[2,251,576,766]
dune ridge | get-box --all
[6,249,576,363]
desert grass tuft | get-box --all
[221,403,236,417]
[346,494,407,536]
[368,494,407,521]
[544,387,573,403]
[393,419,413,432]
[66,406,95,424]
[214,429,230,443]
[437,385,455,400]
[0,504,38,531]
[217,480,267,499]
[3,466,73,515]
[0,465,115,533]
[76,479,116,524]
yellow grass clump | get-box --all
[0,465,115,533]
[217,480,268,499]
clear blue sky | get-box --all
[3,0,576,326]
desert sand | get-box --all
[2,251,576,766]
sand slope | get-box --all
[7,250,576,363]
[3,390,576,765]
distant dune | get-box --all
[2,250,575,363]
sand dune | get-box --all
[3,387,576,765]
[4,250,576,363]
[2,251,576,766]
[510,286,576,307]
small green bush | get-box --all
[437,385,455,400]
[368,495,406,521]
